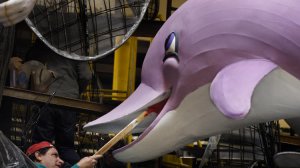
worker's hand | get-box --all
[0,0,36,27]
[76,155,102,168]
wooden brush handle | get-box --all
[94,111,148,156]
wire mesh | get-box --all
[26,0,150,61]
[204,122,280,168]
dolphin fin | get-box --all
[210,59,277,119]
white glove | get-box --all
[0,0,36,27]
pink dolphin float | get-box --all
[84,0,300,162]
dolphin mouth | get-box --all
[83,83,170,158]
[83,83,170,134]
[112,98,170,154]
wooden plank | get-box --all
[3,87,113,113]
[280,135,300,146]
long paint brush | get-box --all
[94,100,167,156]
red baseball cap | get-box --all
[26,141,54,156]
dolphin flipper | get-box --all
[211,59,277,119]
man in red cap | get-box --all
[26,141,101,168]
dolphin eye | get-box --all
[163,32,179,62]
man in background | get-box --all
[27,40,93,165]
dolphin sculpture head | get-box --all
[84,0,300,162]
